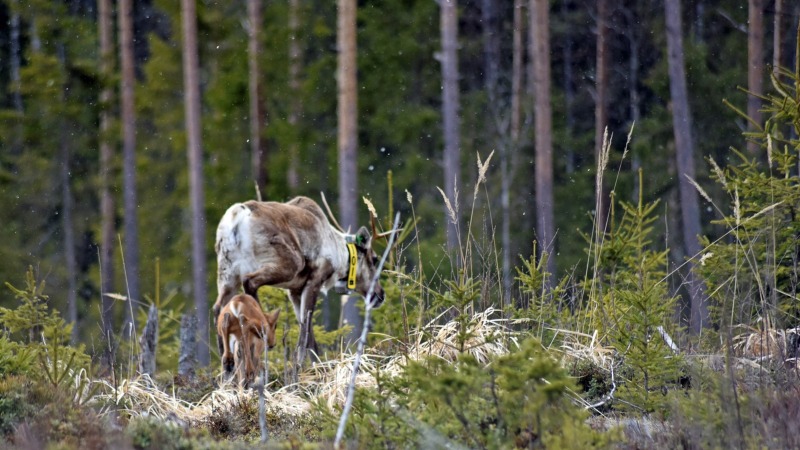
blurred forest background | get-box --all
[0,0,797,365]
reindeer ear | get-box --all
[356,226,371,248]
[267,308,280,325]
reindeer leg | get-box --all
[295,261,334,365]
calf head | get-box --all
[353,226,386,308]
[261,308,281,349]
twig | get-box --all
[656,326,679,354]
[334,212,400,447]
[258,324,269,443]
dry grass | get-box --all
[733,323,799,361]
[557,329,616,371]
[93,374,310,424]
[91,308,522,425]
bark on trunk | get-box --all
[182,0,210,366]
[119,0,140,338]
[338,0,358,232]
[287,0,301,191]
[57,43,78,345]
[98,0,116,363]
[9,2,22,117]
[441,0,461,252]
[562,0,575,175]
[506,0,525,303]
[747,0,764,154]
[248,0,268,191]
[178,313,197,378]
[773,0,782,76]
[664,0,708,334]
[138,304,159,376]
[594,0,610,236]
[531,0,555,277]
[338,0,360,344]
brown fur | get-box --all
[216,293,280,387]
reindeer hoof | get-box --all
[222,356,235,374]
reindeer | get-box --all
[212,196,388,365]
[217,293,280,386]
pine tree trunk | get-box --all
[248,0,268,191]
[664,0,708,334]
[594,0,610,236]
[338,0,360,344]
[119,0,140,338]
[562,0,575,175]
[773,0,782,76]
[511,0,524,144]
[531,0,555,278]
[747,0,764,154]
[287,0,301,192]
[506,0,525,303]
[98,0,116,364]
[57,42,79,345]
[482,0,499,97]
[182,0,210,366]
[9,2,22,117]
[441,0,461,252]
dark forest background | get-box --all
[0,0,796,360]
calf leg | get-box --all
[213,282,238,357]
[219,313,235,376]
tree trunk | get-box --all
[511,0,524,144]
[594,0,610,236]
[119,0,140,338]
[773,0,782,76]
[482,0,499,98]
[505,0,525,304]
[287,0,301,191]
[748,0,764,154]
[178,313,197,378]
[138,304,159,376]
[441,0,461,252]
[248,0,268,191]
[338,0,360,344]
[98,0,116,363]
[664,0,708,334]
[622,4,642,201]
[9,2,23,116]
[531,0,555,278]
[182,0,210,366]
[338,0,358,232]
[57,42,79,345]
[562,0,575,175]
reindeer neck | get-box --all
[332,229,359,291]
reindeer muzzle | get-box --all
[368,289,386,308]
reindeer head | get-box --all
[353,226,386,308]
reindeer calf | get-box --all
[216,293,280,387]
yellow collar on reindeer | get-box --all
[346,241,358,290]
